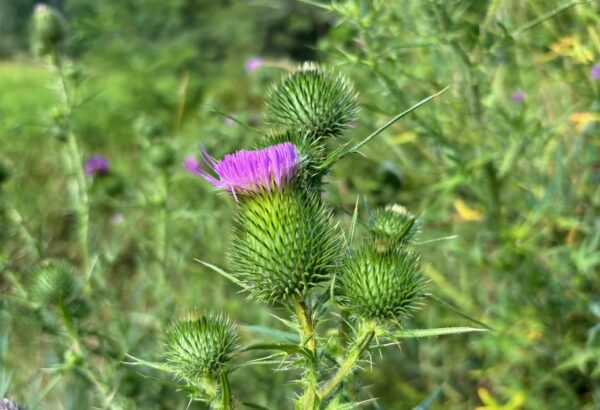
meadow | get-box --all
[1,1,599,409]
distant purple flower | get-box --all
[186,142,299,197]
[245,57,264,73]
[591,64,600,80]
[85,155,109,176]
[224,117,236,127]
[511,90,526,104]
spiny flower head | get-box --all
[337,246,426,323]
[30,261,77,306]
[230,187,343,304]
[186,142,300,197]
[163,311,239,382]
[369,204,419,252]
[266,63,358,138]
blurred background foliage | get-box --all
[1,0,599,409]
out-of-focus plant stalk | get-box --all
[50,50,91,282]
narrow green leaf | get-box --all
[122,354,173,372]
[413,383,444,410]
[243,325,299,342]
[241,343,313,361]
[350,87,449,154]
[348,195,360,245]
[194,259,247,289]
[429,294,493,330]
[242,402,271,410]
[512,1,592,37]
[390,327,488,340]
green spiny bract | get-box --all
[369,204,419,252]
[164,311,239,382]
[31,4,67,57]
[265,63,358,138]
[337,245,426,323]
[230,185,343,304]
[30,261,77,307]
[260,129,326,187]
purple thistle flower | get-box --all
[245,57,264,73]
[186,142,299,197]
[85,155,109,176]
[511,90,526,104]
[591,64,600,81]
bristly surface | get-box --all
[229,185,344,304]
[265,63,358,138]
[369,204,420,252]
[337,245,426,323]
[163,311,239,381]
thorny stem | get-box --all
[293,298,319,409]
[59,302,117,408]
[318,322,375,402]
[201,374,233,410]
[51,50,91,281]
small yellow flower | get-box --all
[569,112,600,132]
[476,388,526,410]
[453,199,482,222]
[545,35,594,64]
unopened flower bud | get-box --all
[30,261,77,307]
[266,63,358,138]
[31,4,67,56]
[337,246,426,323]
[164,311,239,382]
[369,204,419,252]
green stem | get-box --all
[318,323,375,402]
[293,298,319,409]
[50,50,91,280]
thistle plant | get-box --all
[131,63,485,409]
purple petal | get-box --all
[190,142,300,196]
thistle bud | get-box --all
[31,4,67,56]
[164,311,239,382]
[30,261,77,307]
[266,63,358,137]
[231,186,342,303]
[337,246,426,323]
[369,204,419,252]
